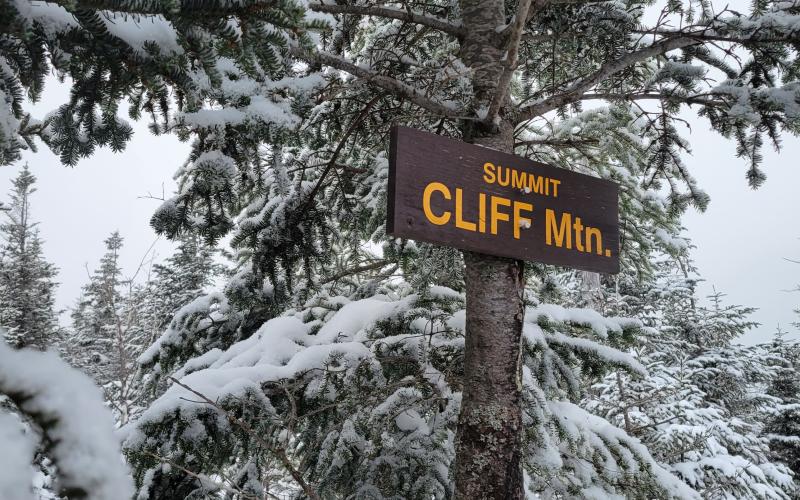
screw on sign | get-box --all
[387,126,620,274]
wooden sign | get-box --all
[387,126,620,274]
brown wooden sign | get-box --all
[387,126,620,274]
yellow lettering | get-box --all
[422,182,451,225]
[491,196,511,235]
[513,201,533,239]
[546,209,571,248]
[573,217,584,251]
[497,166,510,187]
[483,162,496,184]
[531,175,544,194]
[586,227,602,254]
[478,193,486,233]
[551,179,561,198]
[455,188,477,232]
[512,170,527,190]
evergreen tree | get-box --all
[131,236,226,401]
[68,232,147,423]
[70,232,124,379]
[0,165,59,350]
[67,233,225,423]
[145,236,226,337]
[585,259,796,498]
[762,329,800,497]
[6,0,800,497]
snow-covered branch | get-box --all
[307,3,465,38]
[633,28,800,44]
[579,92,725,107]
[0,340,134,500]
[516,37,698,123]
[167,377,322,500]
[289,47,465,118]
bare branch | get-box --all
[321,259,391,285]
[289,46,464,118]
[485,0,538,126]
[632,28,800,44]
[308,3,465,38]
[579,92,724,107]
[515,36,698,123]
[516,137,599,148]
[168,377,322,500]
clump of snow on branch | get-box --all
[125,289,691,498]
[0,412,36,500]
[0,340,134,500]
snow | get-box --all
[190,150,237,185]
[0,341,134,500]
[529,303,640,339]
[14,0,79,35]
[654,227,688,251]
[0,90,19,155]
[0,413,36,500]
[127,294,424,444]
[427,285,462,300]
[538,328,647,375]
[316,295,413,343]
[138,291,229,365]
[548,401,700,499]
[100,12,182,55]
[179,96,299,129]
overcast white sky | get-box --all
[4,78,799,344]
[7,82,184,320]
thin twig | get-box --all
[289,46,464,118]
[168,377,322,500]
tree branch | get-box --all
[632,28,800,45]
[289,46,464,118]
[321,259,391,285]
[499,0,610,40]
[515,137,599,147]
[515,36,698,123]
[485,0,538,126]
[579,92,724,107]
[137,450,265,500]
[168,377,322,500]
[295,93,384,223]
[308,3,465,38]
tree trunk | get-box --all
[454,251,525,499]
[451,0,527,495]
[453,133,524,500]
[452,125,525,498]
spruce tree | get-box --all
[6,0,800,497]
[144,236,226,337]
[131,236,226,401]
[0,165,59,350]
[585,258,796,498]
[68,231,148,423]
[762,328,800,497]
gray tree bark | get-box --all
[452,0,526,496]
